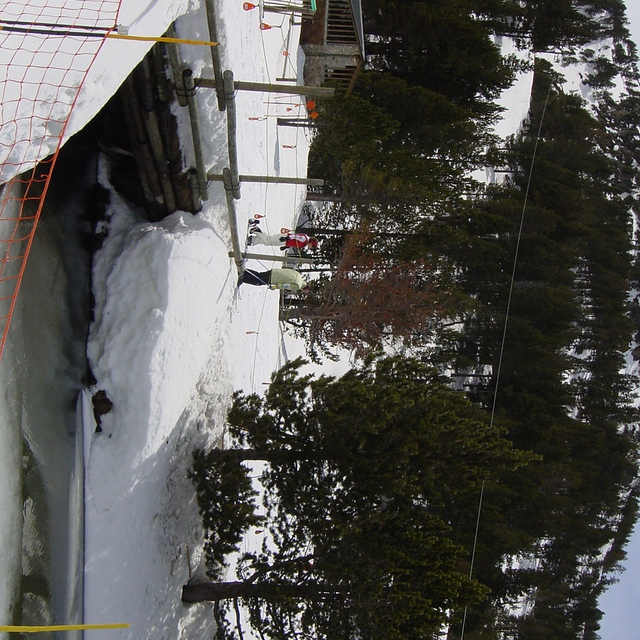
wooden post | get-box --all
[223,70,241,199]
[195,77,334,98]
[165,25,187,107]
[119,78,164,215]
[183,69,210,201]
[203,0,226,110]
[229,251,316,265]
[277,118,324,128]
[137,58,178,213]
[208,174,323,187]
[151,44,169,103]
[188,168,202,213]
[223,169,244,270]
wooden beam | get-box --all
[208,174,323,186]
[229,251,316,265]
[195,77,334,98]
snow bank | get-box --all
[81,1,311,636]
[0,0,192,183]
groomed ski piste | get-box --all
[78,2,315,639]
[0,0,313,636]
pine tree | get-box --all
[188,356,534,639]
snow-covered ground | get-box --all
[80,2,312,638]
[0,0,182,182]
[4,0,634,636]
[1,0,311,637]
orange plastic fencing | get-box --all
[0,0,123,363]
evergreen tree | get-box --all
[298,2,640,636]
[188,357,533,638]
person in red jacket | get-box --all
[248,229,319,251]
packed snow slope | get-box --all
[82,1,311,639]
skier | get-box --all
[237,267,310,291]
[248,229,319,251]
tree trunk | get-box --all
[208,448,319,464]
[182,580,342,603]
[280,305,348,321]
[296,226,352,235]
[304,194,411,205]
[296,226,412,238]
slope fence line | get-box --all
[0,0,123,363]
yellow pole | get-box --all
[105,32,219,47]
[0,25,218,47]
[0,623,130,633]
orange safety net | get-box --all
[0,0,123,363]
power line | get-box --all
[459,68,554,640]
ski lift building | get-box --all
[301,0,365,92]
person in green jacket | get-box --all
[238,267,310,291]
